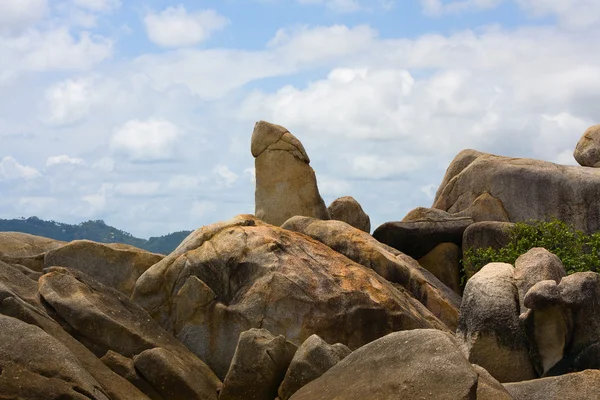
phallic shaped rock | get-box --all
[574,124,600,167]
[433,151,600,233]
[0,314,110,400]
[514,248,566,312]
[289,329,504,400]
[327,196,371,233]
[373,214,473,259]
[456,263,536,383]
[281,216,460,329]
[252,121,329,226]
[504,369,600,400]
[44,240,163,296]
[132,215,448,379]
[219,328,297,400]
[418,242,462,295]
[278,334,351,400]
[38,266,222,399]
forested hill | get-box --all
[0,217,192,255]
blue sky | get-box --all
[0,0,599,238]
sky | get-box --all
[0,0,599,238]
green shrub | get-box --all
[462,218,600,280]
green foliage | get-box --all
[462,218,600,279]
[0,216,192,255]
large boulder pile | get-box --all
[132,214,450,378]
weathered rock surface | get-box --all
[289,329,511,400]
[373,214,473,259]
[504,369,600,400]
[0,314,110,400]
[44,240,163,296]
[457,192,510,222]
[433,151,600,233]
[0,231,64,258]
[514,248,566,312]
[278,334,351,400]
[252,121,329,226]
[462,221,515,278]
[418,242,462,295]
[132,214,448,379]
[457,263,536,383]
[281,216,461,329]
[472,364,514,400]
[327,196,370,233]
[220,328,297,400]
[434,149,485,204]
[524,272,600,375]
[38,266,222,399]
[574,124,600,167]
[101,350,162,399]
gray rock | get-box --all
[434,151,600,234]
[289,329,481,400]
[456,263,536,383]
[38,266,222,399]
[504,369,600,400]
[327,196,370,233]
[418,242,462,295]
[219,328,297,400]
[252,121,329,226]
[574,124,600,167]
[462,221,515,279]
[101,350,162,399]
[44,240,163,296]
[433,149,485,204]
[132,215,448,379]
[373,215,473,259]
[278,334,350,400]
[514,248,566,312]
[0,314,110,400]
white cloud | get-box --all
[420,0,503,15]
[0,0,47,34]
[110,119,182,162]
[92,157,115,172]
[191,200,217,218]
[44,77,98,125]
[0,27,113,75]
[420,184,438,199]
[213,165,239,187]
[243,167,256,183]
[167,174,206,190]
[144,6,229,48]
[348,155,423,179]
[46,155,86,167]
[297,0,361,13]
[317,176,352,196]
[516,0,600,30]
[0,157,41,181]
[72,0,121,12]
[114,181,161,196]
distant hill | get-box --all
[0,217,192,255]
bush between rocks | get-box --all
[462,218,600,279]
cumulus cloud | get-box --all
[420,0,503,15]
[46,155,86,167]
[110,119,182,162]
[0,0,47,34]
[516,0,600,30]
[297,0,361,13]
[72,0,121,12]
[213,165,239,187]
[44,77,98,125]
[191,200,217,218]
[0,157,41,181]
[144,6,229,48]
[114,181,161,196]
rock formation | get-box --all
[327,196,370,233]
[252,121,329,226]
[574,124,600,167]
